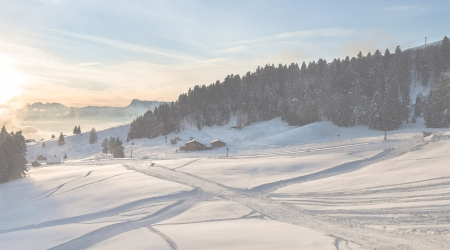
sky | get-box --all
[0,0,449,108]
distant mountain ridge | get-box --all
[20,99,164,121]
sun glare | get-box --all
[0,53,25,105]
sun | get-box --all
[0,53,25,105]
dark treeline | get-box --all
[128,37,450,140]
[0,126,28,183]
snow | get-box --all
[2,117,450,249]
[154,219,334,250]
[88,228,170,250]
[0,164,192,249]
[174,153,362,189]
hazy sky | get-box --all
[0,0,449,108]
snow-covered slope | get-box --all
[3,117,450,249]
[26,115,441,164]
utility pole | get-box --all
[384,130,387,140]
[165,136,167,143]
[425,37,427,45]
[226,147,229,157]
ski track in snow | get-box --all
[5,128,450,249]
[249,148,393,194]
[146,226,178,250]
[122,140,444,250]
[0,189,200,235]
[0,171,130,213]
[48,189,214,250]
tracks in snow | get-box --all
[43,133,443,249]
[124,160,437,249]
[250,148,393,194]
[48,188,213,250]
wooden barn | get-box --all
[180,140,207,151]
[211,139,226,149]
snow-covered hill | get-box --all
[26,115,439,163]
[3,115,450,249]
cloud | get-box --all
[225,28,354,47]
[51,29,193,61]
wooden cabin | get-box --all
[180,140,207,151]
[211,139,226,149]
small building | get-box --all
[211,139,226,149]
[36,155,47,161]
[47,156,62,165]
[180,140,207,151]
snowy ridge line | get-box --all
[48,189,213,250]
[251,148,394,194]
[0,189,200,234]
[146,226,178,250]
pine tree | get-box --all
[113,138,125,158]
[108,136,115,154]
[77,126,81,134]
[0,131,27,181]
[0,125,8,145]
[42,142,46,148]
[101,138,109,154]
[368,90,383,130]
[442,36,450,72]
[424,75,450,127]
[11,131,28,179]
[413,94,423,120]
[380,79,402,131]
[89,128,98,144]
[58,133,65,146]
[73,126,78,135]
[0,149,8,183]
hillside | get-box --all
[126,37,450,142]
[5,114,450,249]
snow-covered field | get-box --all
[2,118,450,249]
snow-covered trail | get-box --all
[0,189,199,235]
[249,148,393,194]
[126,160,439,249]
[48,188,213,250]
